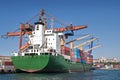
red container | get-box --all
[81,57,87,60]
[61,50,70,55]
[2,61,13,66]
[61,46,70,55]
[61,46,70,50]
[74,58,81,62]
[86,55,93,64]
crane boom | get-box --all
[74,37,98,49]
[7,31,32,36]
[85,44,101,52]
[54,25,87,32]
[66,34,92,44]
[6,26,87,37]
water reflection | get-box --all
[1,70,120,80]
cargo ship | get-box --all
[5,10,100,73]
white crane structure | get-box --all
[84,44,101,52]
[73,37,98,50]
[65,34,92,49]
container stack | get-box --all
[86,55,93,64]
[70,48,81,62]
[70,49,74,61]
[2,61,15,72]
[80,52,87,64]
[61,46,70,56]
[0,56,15,73]
[74,48,81,62]
[80,51,93,64]
[61,46,93,64]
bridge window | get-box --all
[34,50,36,52]
[36,25,39,30]
[45,53,48,55]
[31,50,33,52]
[37,50,38,52]
[28,46,33,49]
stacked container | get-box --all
[70,48,81,62]
[61,46,94,64]
[70,49,74,61]
[80,52,87,64]
[80,51,93,64]
[61,46,70,56]
[1,61,15,72]
[86,55,93,64]
[74,48,81,62]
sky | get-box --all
[0,0,120,60]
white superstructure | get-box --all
[45,29,61,54]
[29,19,44,45]
[16,18,61,56]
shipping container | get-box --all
[74,55,80,58]
[81,60,86,64]
[74,48,80,58]
[0,61,15,72]
[61,46,70,55]
[86,55,93,64]
[74,58,81,63]
[80,52,93,64]
[2,62,13,65]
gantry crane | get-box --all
[73,37,98,51]
[84,44,101,53]
[65,34,92,49]
[3,10,88,51]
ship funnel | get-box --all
[34,18,44,25]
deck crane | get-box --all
[73,37,98,51]
[3,10,88,51]
[65,34,92,50]
[84,44,101,53]
[89,40,93,54]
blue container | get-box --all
[74,55,80,58]
[74,48,80,58]
[81,60,86,64]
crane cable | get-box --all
[26,9,68,27]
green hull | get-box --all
[11,55,92,72]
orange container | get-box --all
[61,46,70,55]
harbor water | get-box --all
[0,70,120,80]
